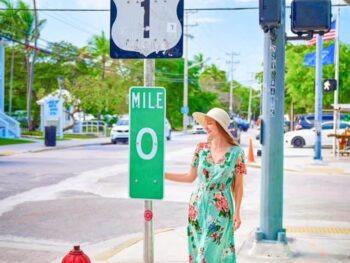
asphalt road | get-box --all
[0,133,215,262]
[1,132,349,263]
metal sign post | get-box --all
[111,2,183,262]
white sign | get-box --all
[111,0,183,57]
[45,96,62,120]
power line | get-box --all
[0,4,347,12]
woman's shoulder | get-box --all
[230,145,246,161]
[195,141,209,152]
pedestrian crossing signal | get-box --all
[323,79,337,92]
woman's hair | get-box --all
[216,121,239,146]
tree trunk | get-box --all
[102,55,106,80]
[26,0,38,131]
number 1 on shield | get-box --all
[141,0,150,38]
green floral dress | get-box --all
[188,142,247,263]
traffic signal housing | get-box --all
[291,0,332,36]
[323,79,337,92]
[259,0,281,33]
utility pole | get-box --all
[226,52,239,115]
[247,73,256,124]
[183,11,197,133]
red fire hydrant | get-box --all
[62,245,91,263]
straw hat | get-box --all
[192,108,233,139]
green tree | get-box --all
[87,31,109,80]
[285,42,350,114]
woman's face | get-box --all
[205,117,220,138]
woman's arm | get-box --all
[231,173,243,230]
[231,154,246,230]
[165,166,198,183]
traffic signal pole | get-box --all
[254,0,287,248]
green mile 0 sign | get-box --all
[129,87,166,200]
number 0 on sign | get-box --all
[129,87,166,199]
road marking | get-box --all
[286,226,350,234]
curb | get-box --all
[0,141,110,157]
[29,142,111,153]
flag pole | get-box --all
[314,34,323,161]
[332,3,340,156]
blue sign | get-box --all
[110,0,184,59]
[181,106,189,114]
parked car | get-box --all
[165,118,172,141]
[111,117,129,144]
[110,116,172,144]
[284,121,350,148]
[228,121,241,144]
[256,119,291,140]
[232,116,249,132]
[192,121,206,134]
[295,113,347,130]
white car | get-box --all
[192,121,206,134]
[284,121,350,148]
[110,117,172,144]
[111,117,129,144]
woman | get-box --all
[165,108,247,263]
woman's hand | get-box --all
[234,213,241,231]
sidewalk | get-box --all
[73,224,350,263]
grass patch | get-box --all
[64,134,98,139]
[22,131,98,140]
[21,131,43,137]
[0,138,34,146]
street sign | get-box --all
[181,106,189,114]
[129,87,166,199]
[110,0,184,59]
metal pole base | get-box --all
[249,239,292,259]
[245,229,291,258]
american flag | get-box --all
[306,20,336,46]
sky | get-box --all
[17,0,350,87]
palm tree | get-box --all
[0,0,21,114]
[0,0,45,129]
[87,31,109,79]
[26,0,38,130]
[199,64,227,92]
